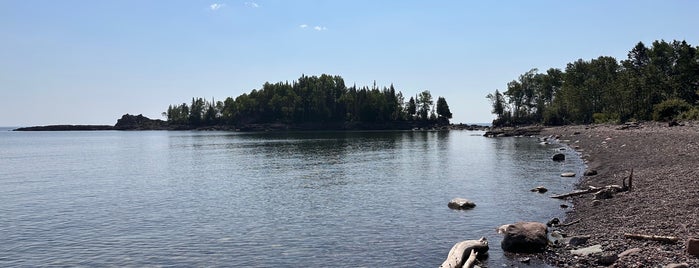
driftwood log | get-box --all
[440,237,489,268]
[624,233,679,243]
[551,169,633,199]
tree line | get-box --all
[487,39,699,126]
[166,74,453,128]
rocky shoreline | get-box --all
[540,122,699,267]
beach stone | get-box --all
[665,263,689,268]
[687,237,699,256]
[560,172,576,177]
[570,244,603,256]
[568,235,591,247]
[618,247,641,258]
[552,153,565,161]
[497,222,548,253]
[448,198,476,210]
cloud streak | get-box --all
[209,3,225,11]
[300,24,327,31]
[245,2,260,8]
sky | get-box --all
[1,0,698,126]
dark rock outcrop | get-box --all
[113,114,169,130]
[497,222,548,253]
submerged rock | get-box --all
[448,198,476,210]
[552,153,566,162]
[497,222,548,253]
[530,186,548,193]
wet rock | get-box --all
[687,237,699,256]
[552,153,566,162]
[497,222,548,253]
[448,198,476,210]
[530,186,548,193]
[584,169,598,176]
[560,172,576,177]
[560,204,569,209]
[570,244,603,256]
[546,217,560,227]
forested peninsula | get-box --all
[487,39,699,126]
[163,74,454,131]
[16,74,459,131]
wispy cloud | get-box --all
[244,2,260,8]
[209,3,225,11]
[300,24,327,31]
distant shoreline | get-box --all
[12,114,490,132]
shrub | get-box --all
[652,99,692,121]
[680,106,699,120]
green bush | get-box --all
[593,113,619,124]
[680,106,699,120]
[652,98,692,121]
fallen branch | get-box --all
[550,186,600,199]
[551,169,635,199]
[440,237,488,268]
[559,219,581,227]
[623,233,679,243]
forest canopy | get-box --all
[487,40,699,126]
[165,74,453,129]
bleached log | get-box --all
[463,249,477,268]
[440,237,488,268]
[623,233,679,243]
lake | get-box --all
[0,129,583,267]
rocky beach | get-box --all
[541,122,699,267]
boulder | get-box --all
[497,222,548,253]
[448,198,476,210]
[552,153,565,162]
[687,237,699,256]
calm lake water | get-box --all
[0,129,583,267]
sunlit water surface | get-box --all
[0,130,582,267]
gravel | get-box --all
[539,122,699,267]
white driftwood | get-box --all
[439,237,488,268]
[551,169,634,199]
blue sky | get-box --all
[1,0,697,126]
